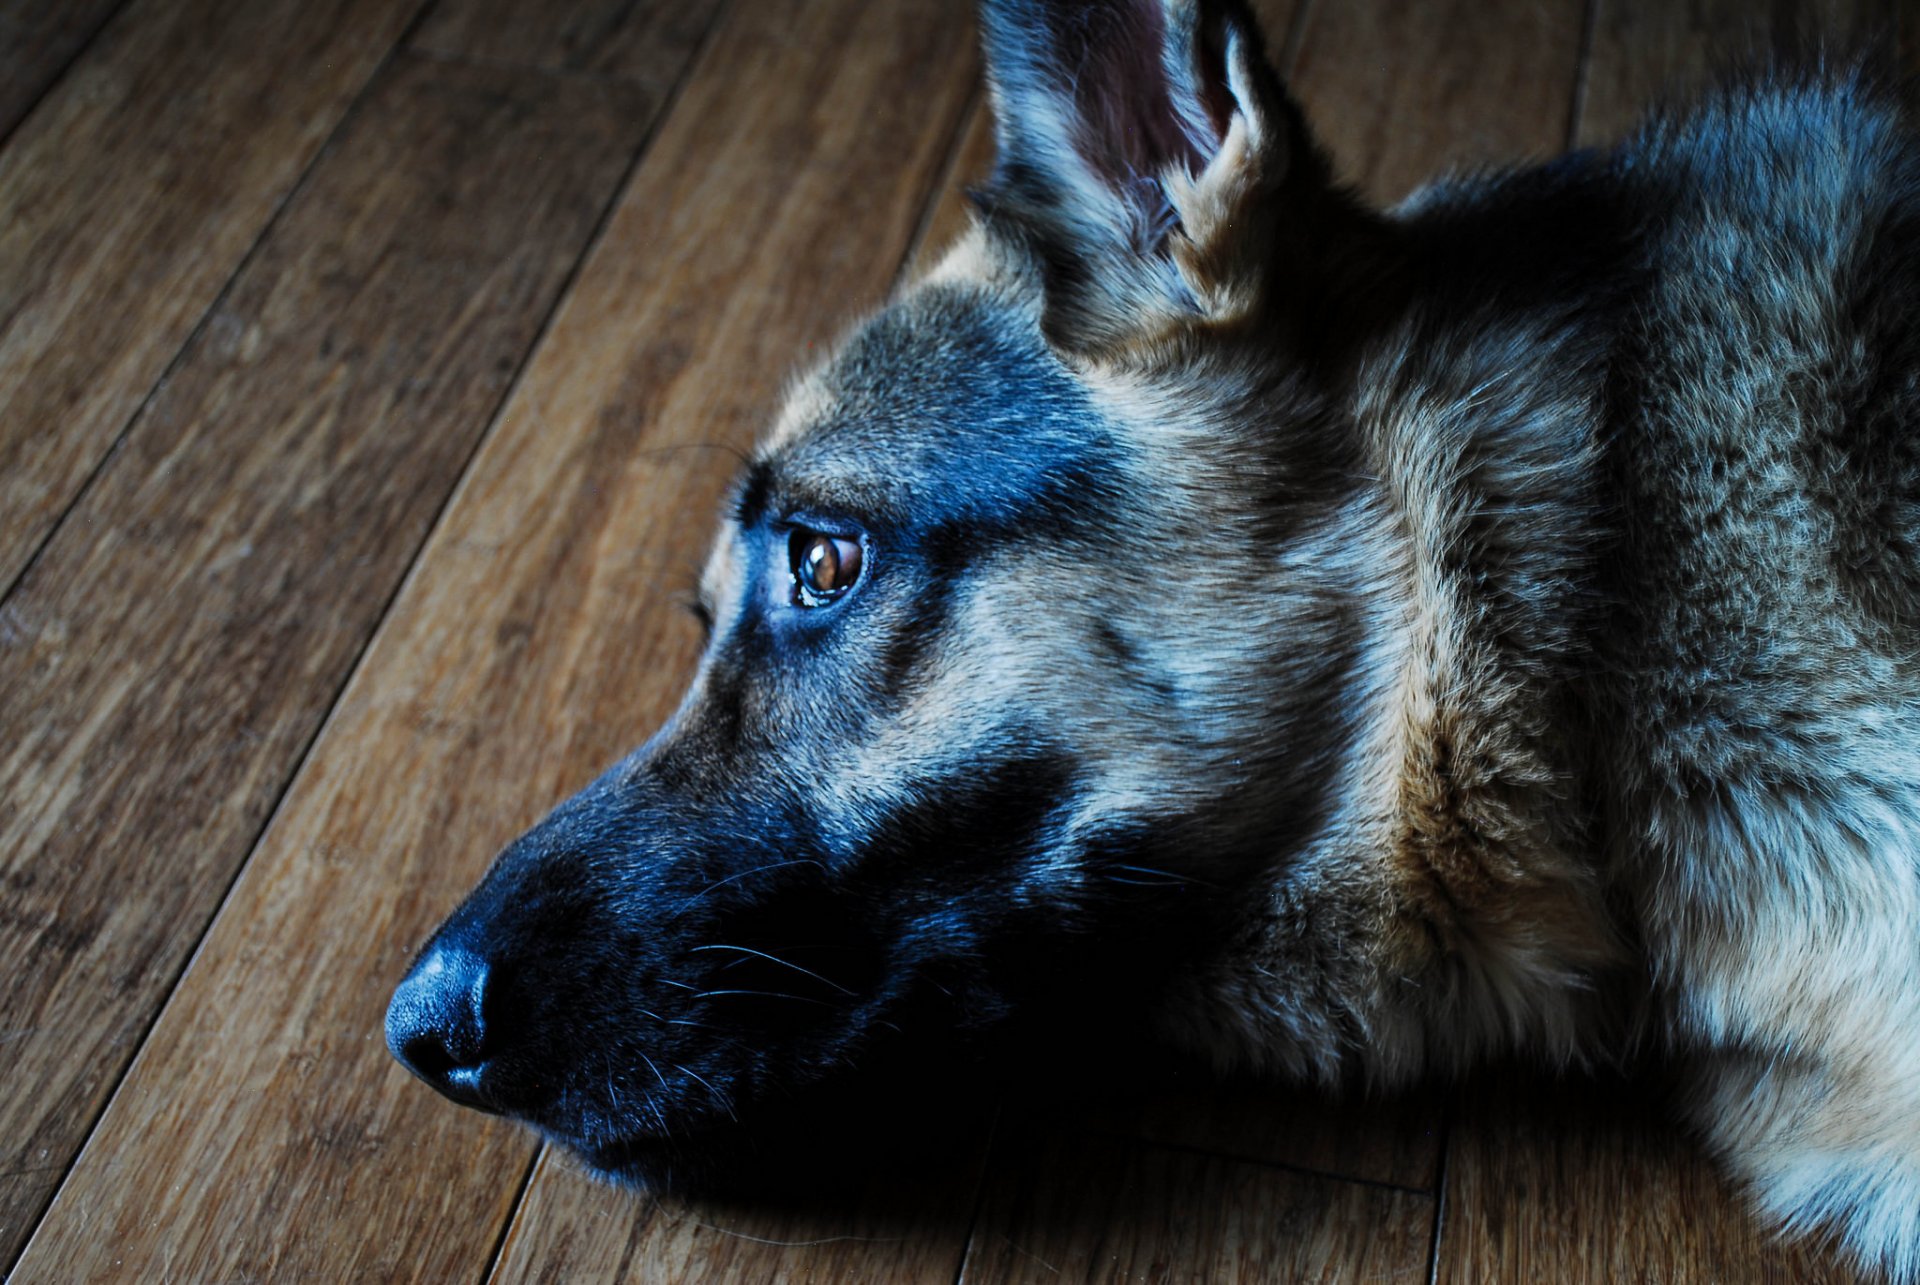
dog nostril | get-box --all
[385,945,494,1109]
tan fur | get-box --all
[883,34,1920,1269]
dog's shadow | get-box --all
[555,1045,1451,1276]
[544,1054,1853,1280]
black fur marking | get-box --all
[1093,620,1178,706]
[733,459,774,527]
[874,572,954,706]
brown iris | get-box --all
[790,528,863,606]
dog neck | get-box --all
[1155,302,1633,1084]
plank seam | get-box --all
[478,1147,545,1285]
[950,1100,1003,1285]
[0,0,138,155]
[1063,1124,1441,1199]
[403,44,685,94]
[901,79,986,273]
[1277,0,1317,78]
[1424,1105,1454,1285]
[0,0,440,615]
[1567,0,1601,148]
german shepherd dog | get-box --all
[387,0,1920,1275]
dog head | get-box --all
[388,0,1387,1187]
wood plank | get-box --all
[1289,0,1587,202]
[412,0,719,86]
[1435,1068,1864,1282]
[0,0,424,594]
[8,0,979,1278]
[1578,0,1907,145]
[0,54,667,1272]
[0,0,125,141]
[962,1131,1434,1284]
[491,1142,984,1283]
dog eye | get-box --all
[790,529,863,607]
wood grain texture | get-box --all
[491,1142,985,1283]
[1290,0,1588,202]
[0,0,425,594]
[1435,1069,1868,1283]
[412,0,721,86]
[963,1131,1434,1284]
[0,0,125,141]
[1578,0,1908,145]
[0,55,668,1276]
[9,0,979,1278]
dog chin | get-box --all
[569,1127,754,1196]
[523,1094,771,1195]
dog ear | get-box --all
[975,0,1333,356]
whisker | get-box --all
[1102,863,1220,889]
[670,859,829,920]
[1106,863,1195,883]
[688,943,856,995]
[692,988,835,1007]
[638,1051,672,1092]
[673,1061,733,1122]
[674,1062,717,1093]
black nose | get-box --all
[385,945,496,1111]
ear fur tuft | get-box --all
[976,0,1331,356]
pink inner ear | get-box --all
[1051,1,1228,191]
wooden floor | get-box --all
[2,0,1914,1279]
